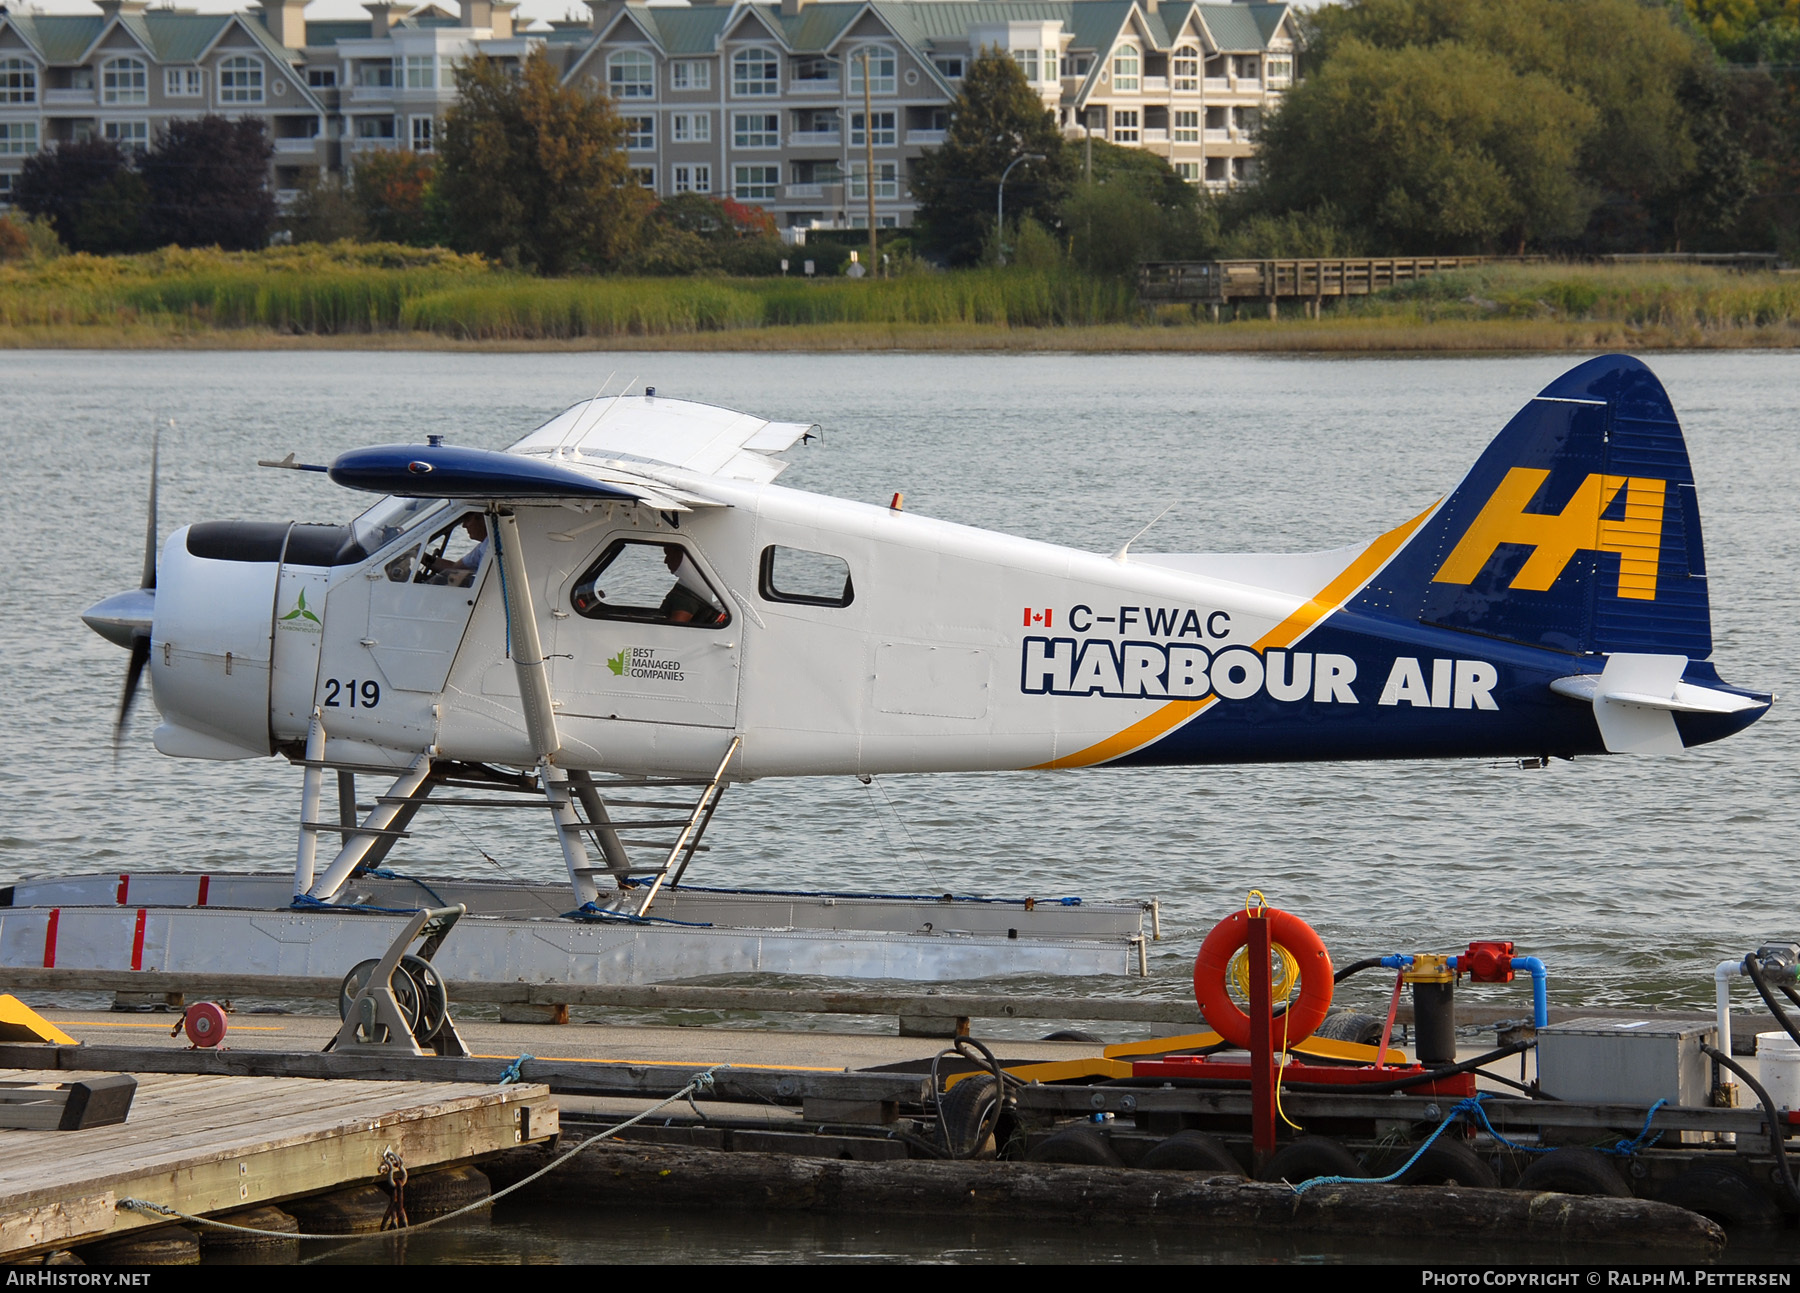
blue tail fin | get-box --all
[1362,355,1711,658]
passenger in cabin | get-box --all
[421,514,489,587]
[660,545,725,625]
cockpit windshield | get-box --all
[349,496,447,555]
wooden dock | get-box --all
[0,1066,554,1261]
[1139,256,1498,318]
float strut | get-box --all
[1248,909,1276,1169]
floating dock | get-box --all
[0,1061,554,1261]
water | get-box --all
[3,348,1797,1259]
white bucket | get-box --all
[1755,1032,1800,1111]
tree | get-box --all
[1064,140,1217,275]
[12,138,148,254]
[910,50,1073,266]
[139,116,276,250]
[283,171,368,245]
[350,149,437,245]
[437,50,648,273]
[1254,38,1594,252]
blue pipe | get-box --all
[1373,953,1549,1028]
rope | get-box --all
[497,1054,533,1085]
[115,1066,722,1245]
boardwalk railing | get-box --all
[1139,256,1495,312]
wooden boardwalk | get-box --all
[1139,256,1499,317]
[0,1068,555,1260]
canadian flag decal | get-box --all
[1023,608,1053,628]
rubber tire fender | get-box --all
[1514,1147,1632,1198]
[1656,1163,1782,1228]
[1025,1123,1125,1167]
[1313,1010,1385,1047]
[1193,906,1334,1049]
[1373,1138,1499,1188]
[1140,1129,1245,1175]
[938,1075,1002,1159]
[1257,1136,1364,1184]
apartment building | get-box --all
[0,0,1296,226]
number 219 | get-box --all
[323,678,380,708]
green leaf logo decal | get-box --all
[606,648,627,676]
[280,589,322,625]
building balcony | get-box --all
[846,182,899,200]
[788,79,840,95]
[1142,75,1168,93]
[785,183,840,199]
[788,129,841,148]
[1203,127,1231,143]
[1141,128,1168,143]
[350,137,399,153]
[42,89,97,108]
[1202,77,1231,93]
[905,129,944,146]
[274,136,321,155]
[348,84,395,104]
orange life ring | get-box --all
[1193,906,1334,1048]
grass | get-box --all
[0,243,1795,351]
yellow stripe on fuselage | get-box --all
[1034,502,1438,770]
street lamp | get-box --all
[996,152,1046,267]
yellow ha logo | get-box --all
[1433,469,1667,601]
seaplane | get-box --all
[0,354,1771,1007]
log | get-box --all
[485,1138,1725,1257]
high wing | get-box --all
[509,393,819,487]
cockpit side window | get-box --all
[415,513,489,586]
[759,545,854,608]
[571,540,731,628]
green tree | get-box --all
[284,171,368,245]
[437,50,648,273]
[1255,38,1593,252]
[910,50,1073,266]
[1679,0,1800,63]
[350,149,437,245]
[13,139,149,254]
[140,115,277,250]
[1291,0,1746,251]
[1063,141,1217,275]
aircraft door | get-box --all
[550,535,739,728]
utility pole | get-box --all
[861,49,877,273]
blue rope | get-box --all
[289,893,426,916]
[562,901,714,928]
[498,1054,533,1085]
[1600,1098,1667,1156]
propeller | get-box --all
[82,428,161,757]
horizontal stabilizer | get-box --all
[1549,653,1764,754]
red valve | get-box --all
[1462,940,1516,983]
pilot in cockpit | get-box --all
[420,514,489,587]
[659,544,725,624]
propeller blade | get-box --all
[141,426,160,591]
[114,633,150,756]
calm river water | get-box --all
[2,348,1797,1262]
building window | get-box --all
[1266,56,1292,84]
[1111,45,1139,91]
[1173,109,1199,143]
[849,110,895,148]
[670,59,710,91]
[791,55,835,86]
[0,171,12,203]
[0,122,38,155]
[102,120,149,154]
[1,59,38,105]
[1173,46,1199,92]
[404,55,435,90]
[609,49,654,100]
[1235,56,1260,81]
[847,45,895,95]
[219,55,265,104]
[411,115,434,151]
[356,60,393,87]
[930,56,963,79]
[1010,50,1038,82]
[733,112,778,148]
[626,115,655,150]
[630,166,655,189]
[1111,108,1139,143]
[1173,161,1200,183]
[673,163,711,194]
[306,67,336,88]
[166,66,203,96]
[101,56,148,105]
[355,115,396,140]
[671,112,710,143]
[731,46,779,97]
[733,164,778,201]
[847,160,897,200]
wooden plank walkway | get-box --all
[1139,256,1504,317]
[0,1068,555,1260]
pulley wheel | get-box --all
[338,957,422,1043]
[182,1000,228,1048]
[401,954,448,1043]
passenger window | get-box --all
[759,545,854,608]
[571,540,730,627]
